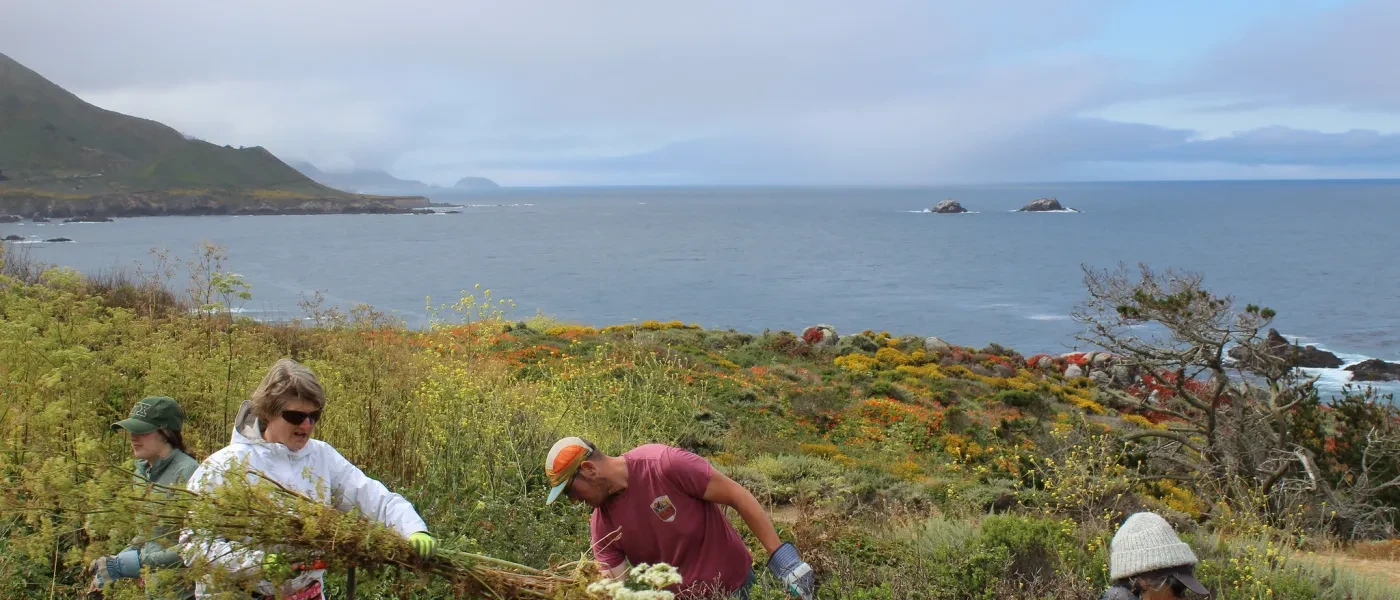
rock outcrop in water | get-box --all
[3,235,23,241]
[44,237,73,243]
[1018,197,1077,212]
[930,199,968,214]
[64,216,114,223]
[1229,329,1343,369]
[454,176,500,191]
[0,215,20,223]
[1346,359,1400,382]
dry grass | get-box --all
[85,266,188,317]
[1294,551,1400,598]
[0,242,47,283]
[1346,540,1400,561]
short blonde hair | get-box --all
[251,358,326,424]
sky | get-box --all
[5,0,1400,186]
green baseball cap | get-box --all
[111,396,185,434]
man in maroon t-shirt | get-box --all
[545,437,815,599]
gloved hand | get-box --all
[88,558,111,588]
[90,549,142,584]
[409,532,438,558]
[766,542,815,600]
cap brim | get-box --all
[112,418,158,434]
[546,479,571,505]
[1175,572,1209,595]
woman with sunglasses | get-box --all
[184,359,437,599]
[1102,512,1210,599]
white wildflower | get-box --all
[588,562,681,599]
[633,563,683,589]
[588,580,626,596]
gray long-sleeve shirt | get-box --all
[126,449,199,598]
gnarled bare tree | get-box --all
[1072,264,1319,504]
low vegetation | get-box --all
[0,243,1396,599]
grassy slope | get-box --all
[0,52,356,201]
[0,53,186,178]
[0,251,1394,599]
[131,142,338,191]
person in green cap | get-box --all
[89,396,201,599]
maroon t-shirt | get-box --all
[591,445,753,598]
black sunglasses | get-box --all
[280,409,322,426]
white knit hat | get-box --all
[1109,512,1199,580]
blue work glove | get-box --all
[766,542,816,600]
[93,548,143,582]
[409,532,438,558]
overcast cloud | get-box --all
[4,0,1398,185]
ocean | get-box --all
[4,180,1397,397]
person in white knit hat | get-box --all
[1101,512,1210,599]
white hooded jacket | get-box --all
[183,400,427,599]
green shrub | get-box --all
[726,343,780,368]
[744,454,846,503]
[977,515,1067,583]
[788,387,851,420]
[837,333,880,355]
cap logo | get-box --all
[131,403,151,419]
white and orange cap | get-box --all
[545,436,594,504]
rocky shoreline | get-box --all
[1347,359,1400,382]
[1229,328,1344,368]
[803,324,1400,387]
[0,190,430,219]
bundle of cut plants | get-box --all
[132,469,611,599]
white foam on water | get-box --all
[1027,314,1071,321]
[908,209,981,214]
[1301,364,1400,400]
[1304,366,1355,393]
[6,239,74,244]
[1273,335,1400,398]
[461,203,535,208]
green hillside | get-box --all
[0,52,370,211]
[0,52,188,180]
[132,142,330,189]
